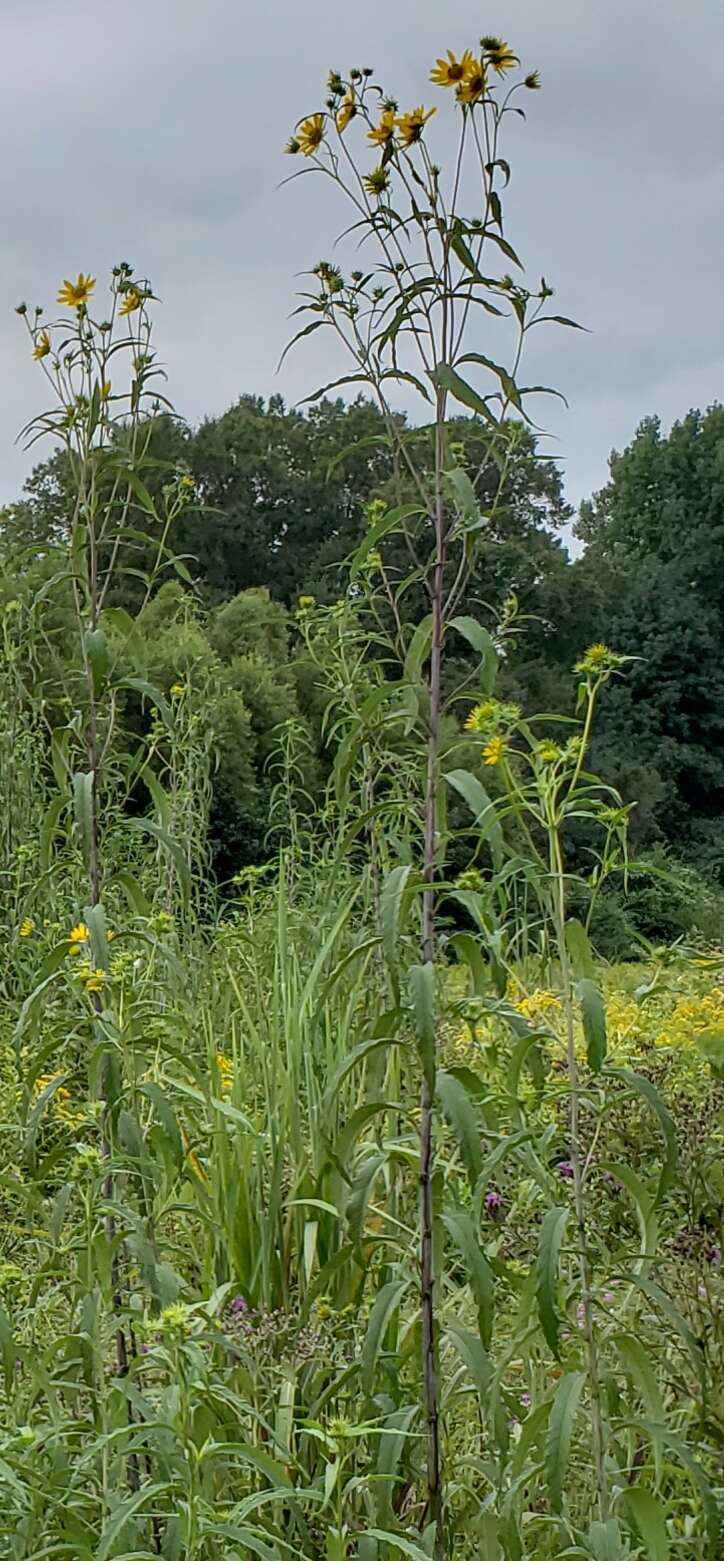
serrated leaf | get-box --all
[565,918,596,980]
[437,1072,482,1190]
[535,1206,569,1357]
[410,962,436,1090]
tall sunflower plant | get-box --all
[284,39,714,1561]
[11,270,205,1486]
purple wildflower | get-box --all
[520,1391,531,1409]
[230,1295,248,1314]
[557,1160,575,1180]
[484,1189,505,1217]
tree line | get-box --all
[2,393,723,948]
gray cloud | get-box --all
[2,0,723,517]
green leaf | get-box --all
[430,364,499,429]
[535,1206,569,1357]
[448,615,498,692]
[361,1279,410,1395]
[446,1320,492,1405]
[97,1483,171,1561]
[350,503,425,579]
[444,769,503,869]
[404,614,433,686]
[437,1072,482,1190]
[694,1029,724,1079]
[72,771,94,869]
[363,1532,432,1561]
[545,1370,585,1512]
[609,1069,677,1202]
[565,918,596,980]
[381,865,412,987]
[374,1406,418,1527]
[84,626,108,696]
[623,1489,669,1561]
[409,962,436,1090]
[578,977,607,1072]
[443,1211,494,1348]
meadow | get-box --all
[0,35,722,1561]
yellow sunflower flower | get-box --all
[20,917,34,938]
[32,331,51,361]
[68,922,89,954]
[464,699,498,733]
[482,735,506,766]
[395,106,436,147]
[430,49,476,88]
[367,108,396,146]
[336,91,356,133]
[119,288,141,317]
[457,60,486,104]
[57,273,96,310]
[100,381,111,401]
[296,113,326,157]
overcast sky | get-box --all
[2,0,723,520]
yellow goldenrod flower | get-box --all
[481,36,519,75]
[20,918,34,938]
[216,1053,234,1095]
[367,108,396,146]
[119,288,141,317]
[336,91,356,132]
[483,735,506,766]
[430,49,476,88]
[106,929,115,942]
[84,968,106,994]
[457,60,486,104]
[363,166,390,197]
[395,106,436,146]
[68,922,89,953]
[57,273,96,310]
[296,113,326,157]
[32,331,51,361]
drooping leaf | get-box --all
[437,1072,482,1189]
[361,1279,410,1395]
[578,977,607,1072]
[443,1210,494,1347]
[410,962,436,1091]
[545,1370,585,1511]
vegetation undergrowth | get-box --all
[0,30,721,1561]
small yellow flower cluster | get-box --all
[216,1053,234,1096]
[654,990,724,1050]
[515,989,562,1023]
[19,918,34,938]
[33,1072,84,1129]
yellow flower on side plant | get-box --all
[84,968,106,994]
[395,106,436,146]
[430,49,476,88]
[537,741,560,764]
[481,36,519,76]
[32,331,51,361]
[457,59,486,103]
[20,918,34,938]
[295,113,326,156]
[68,922,89,954]
[483,735,506,766]
[170,683,186,697]
[57,273,95,310]
[119,288,141,317]
[336,91,356,132]
[367,108,396,146]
